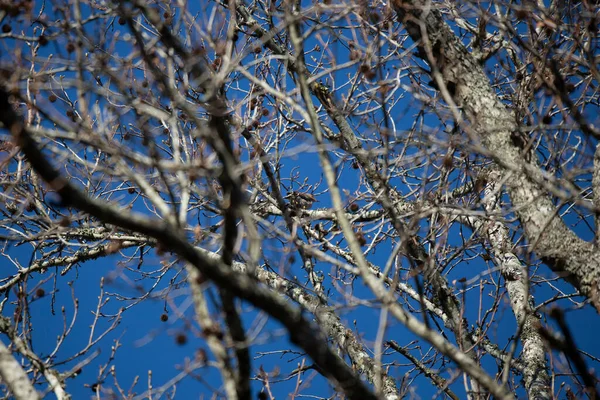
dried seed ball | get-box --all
[443,155,453,169]
[175,333,187,345]
[356,232,367,246]
[349,203,359,212]
[160,313,168,322]
[59,217,70,227]
[515,9,528,20]
[542,114,552,124]
[474,177,487,192]
[261,108,270,117]
[359,64,370,74]
[118,17,126,25]
[127,187,136,194]
[49,94,57,103]
[35,288,45,297]
[377,84,389,95]
[2,24,11,33]
[66,42,76,53]
[38,35,49,46]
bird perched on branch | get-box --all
[285,191,317,209]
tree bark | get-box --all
[393,0,600,310]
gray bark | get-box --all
[393,0,600,310]
[0,342,40,400]
[480,175,551,400]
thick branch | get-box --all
[0,87,378,400]
[478,172,551,399]
[393,0,600,310]
[0,342,40,400]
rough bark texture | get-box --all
[481,175,551,400]
[0,1,595,398]
[0,341,40,400]
[393,0,600,310]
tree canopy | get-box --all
[0,0,599,399]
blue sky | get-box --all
[1,0,599,399]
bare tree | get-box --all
[0,0,598,399]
